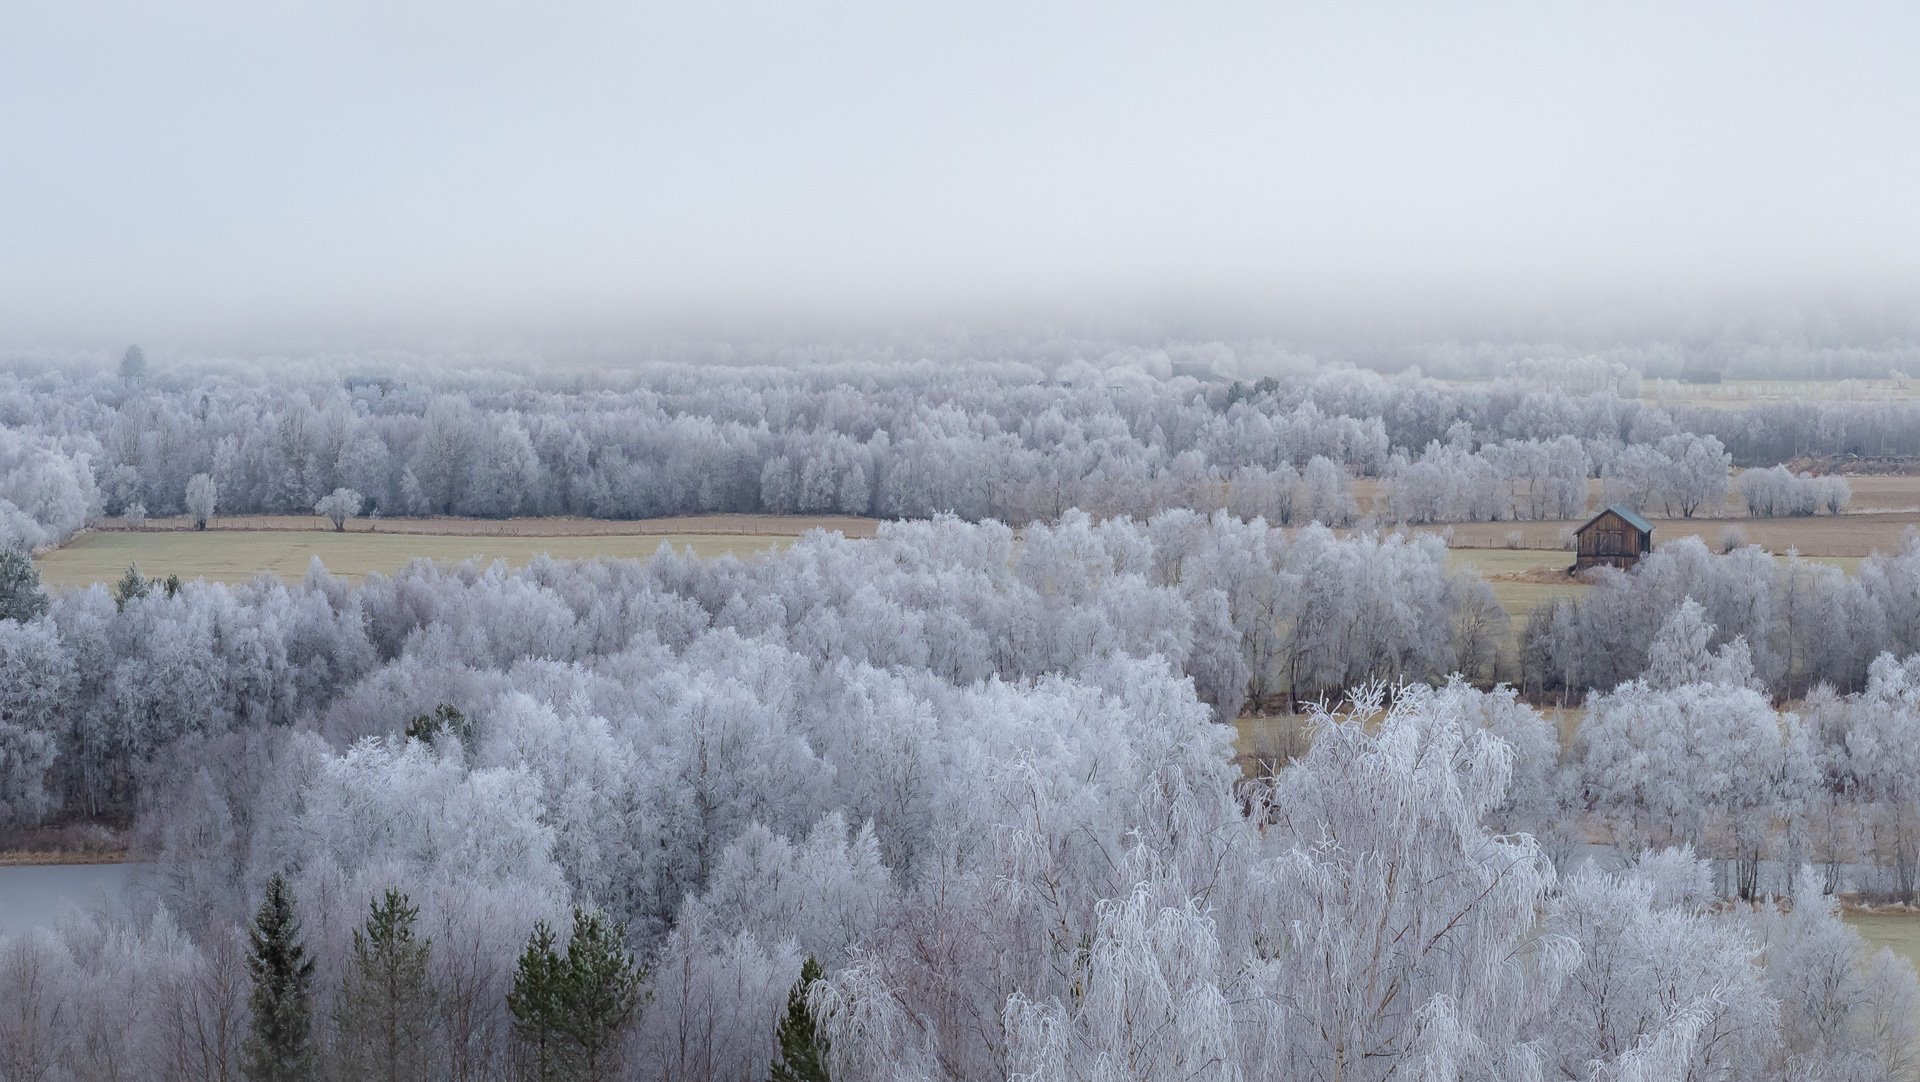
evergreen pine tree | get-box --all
[0,547,47,623]
[769,957,831,1082]
[333,889,435,1082]
[112,562,149,611]
[245,872,317,1082]
[507,920,570,1082]
[404,703,471,745]
[559,908,646,1082]
[507,909,648,1082]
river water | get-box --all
[0,863,137,935]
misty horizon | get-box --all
[4,3,1919,352]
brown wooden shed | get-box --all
[1573,505,1653,571]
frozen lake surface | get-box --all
[0,863,136,935]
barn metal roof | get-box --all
[1578,504,1655,535]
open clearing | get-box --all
[1445,549,1590,621]
[41,500,1894,595]
[37,514,878,588]
[1846,913,1920,970]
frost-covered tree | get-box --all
[0,617,66,829]
[0,547,47,624]
[1539,852,1776,1081]
[119,343,149,385]
[187,472,219,530]
[1298,454,1358,526]
[1740,464,1852,517]
[313,487,362,531]
[1653,432,1731,517]
[1520,534,1920,699]
[1757,868,1920,1081]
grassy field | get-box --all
[1846,913,1920,970]
[1445,549,1589,622]
[36,514,878,588]
[1443,546,1864,632]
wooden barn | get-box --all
[1573,505,1653,571]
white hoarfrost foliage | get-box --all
[1740,464,1852,517]
[313,486,362,529]
[0,428,98,550]
[1005,869,1242,1082]
[1523,534,1920,699]
[1756,868,1920,1081]
[0,380,1903,1077]
[184,471,217,529]
[1642,598,1760,692]
[1383,433,1591,524]
[1248,684,1573,1082]
[1573,673,1785,896]
[987,685,1814,1082]
[0,349,1893,526]
[0,617,69,828]
[1541,857,1776,1082]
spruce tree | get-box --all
[508,909,647,1082]
[770,957,831,1082]
[559,908,646,1082]
[333,889,434,1082]
[245,872,316,1082]
[404,703,471,745]
[112,562,149,611]
[0,547,47,623]
[507,920,570,1082]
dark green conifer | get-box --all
[507,908,647,1082]
[245,872,317,1082]
[333,889,434,1082]
[404,703,471,744]
[508,920,570,1082]
[560,908,646,1082]
[770,956,831,1082]
[112,562,149,611]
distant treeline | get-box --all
[0,356,1904,549]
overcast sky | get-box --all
[3,2,1918,350]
